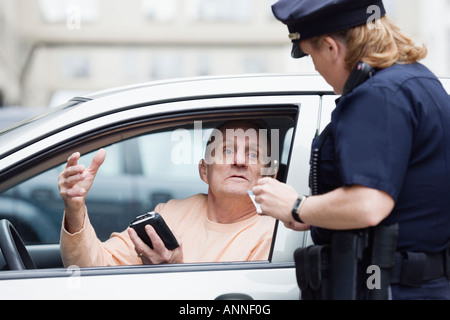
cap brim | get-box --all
[291,41,308,59]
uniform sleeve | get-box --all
[333,84,414,202]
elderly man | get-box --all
[59,120,276,267]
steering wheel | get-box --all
[0,219,36,270]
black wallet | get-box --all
[129,212,179,250]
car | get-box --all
[0,73,448,300]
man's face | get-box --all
[200,123,271,198]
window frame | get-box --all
[0,100,302,261]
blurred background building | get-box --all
[0,0,449,109]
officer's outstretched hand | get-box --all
[58,149,106,233]
[252,178,310,231]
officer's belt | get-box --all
[390,249,450,287]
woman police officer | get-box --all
[252,0,450,299]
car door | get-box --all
[0,91,328,299]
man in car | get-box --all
[59,120,277,267]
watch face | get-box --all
[292,196,307,223]
[292,197,301,222]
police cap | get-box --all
[272,0,386,58]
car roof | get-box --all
[82,73,332,100]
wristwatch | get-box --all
[291,196,307,223]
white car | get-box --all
[0,74,448,300]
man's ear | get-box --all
[198,159,209,184]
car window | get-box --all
[0,117,294,249]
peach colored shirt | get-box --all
[60,194,276,267]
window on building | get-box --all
[62,55,91,79]
[38,0,99,24]
[141,0,177,22]
[243,56,269,74]
[150,55,183,80]
[186,0,253,22]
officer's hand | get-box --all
[252,177,310,231]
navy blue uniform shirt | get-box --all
[311,63,450,254]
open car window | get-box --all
[0,114,296,265]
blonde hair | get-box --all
[310,16,427,71]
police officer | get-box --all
[252,0,450,299]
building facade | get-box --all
[0,0,449,108]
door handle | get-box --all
[215,293,254,300]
